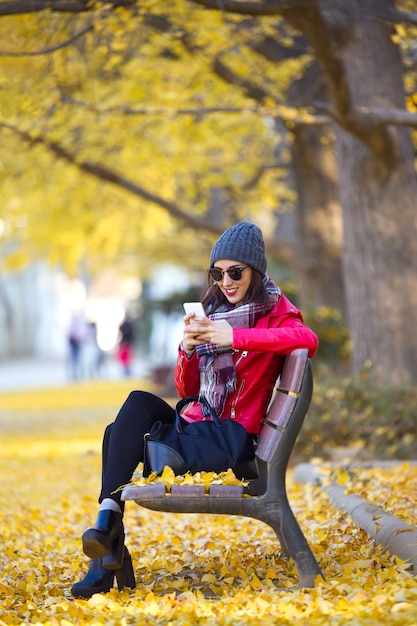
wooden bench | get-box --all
[122,348,323,588]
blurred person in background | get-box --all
[117,314,135,377]
[84,321,106,378]
[66,313,88,381]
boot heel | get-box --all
[82,528,111,559]
[102,531,125,570]
[115,550,136,591]
[123,551,136,589]
[82,510,124,560]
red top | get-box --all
[174,295,318,434]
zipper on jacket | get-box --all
[230,351,248,418]
[230,379,246,419]
[235,350,248,366]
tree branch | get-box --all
[59,91,332,125]
[315,103,417,130]
[0,121,226,235]
[242,162,285,190]
[59,93,259,116]
[202,0,417,26]
[357,106,417,128]
[372,7,417,28]
[0,23,94,56]
[61,91,417,129]
[0,121,295,263]
[188,0,295,16]
[213,57,271,102]
[282,1,413,157]
[0,0,136,16]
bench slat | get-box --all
[279,349,307,393]
[255,349,308,463]
[209,485,244,498]
[256,422,283,462]
[122,483,166,500]
[171,484,205,497]
[265,391,296,428]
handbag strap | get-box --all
[175,395,220,431]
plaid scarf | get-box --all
[196,275,281,417]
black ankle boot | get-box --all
[71,548,136,599]
[82,510,124,567]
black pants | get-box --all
[100,391,176,508]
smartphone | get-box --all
[183,302,205,317]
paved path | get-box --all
[0,355,149,392]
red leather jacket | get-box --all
[174,295,318,434]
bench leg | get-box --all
[258,499,323,588]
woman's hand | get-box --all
[182,313,209,351]
[194,319,233,348]
[182,315,233,350]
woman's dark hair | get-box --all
[201,268,270,314]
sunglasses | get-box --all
[207,265,248,282]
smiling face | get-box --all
[212,259,253,305]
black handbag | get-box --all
[143,395,258,479]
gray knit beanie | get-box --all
[210,222,267,276]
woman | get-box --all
[71,222,318,599]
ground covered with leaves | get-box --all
[0,381,416,625]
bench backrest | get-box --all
[256,349,312,463]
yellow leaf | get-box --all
[178,472,194,485]
[221,468,241,485]
[160,465,176,488]
[265,568,277,579]
[201,573,217,583]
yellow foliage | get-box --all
[123,465,249,494]
[1,382,417,623]
[0,6,300,277]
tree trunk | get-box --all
[295,0,417,382]
[292,123,344,311]
[285,60,345,312]
[335,6,417,382]
[336,133,417,382]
